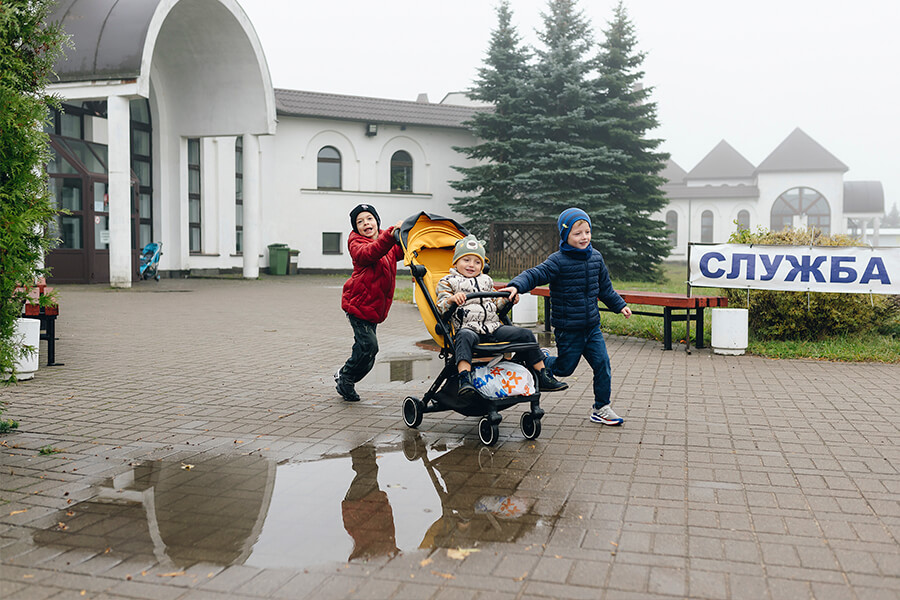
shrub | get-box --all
[723,226,900,341]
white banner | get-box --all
[689,244,900,295]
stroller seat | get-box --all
[397,213,545,446]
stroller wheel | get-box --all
[520,412,542,440]
[403,396,424,428]
[478,417,499,446]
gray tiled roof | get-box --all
[757,128,848,173]
[275,89,485,129]
[686,140,756,180]
[660,159,687,184]
[843,181,884,214]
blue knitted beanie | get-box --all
[558,208,591,242]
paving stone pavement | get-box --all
[1,275,899,600]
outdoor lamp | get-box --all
[365,123,378,136]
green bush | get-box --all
[724,226,900,341]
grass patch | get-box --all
[38,445,61,455]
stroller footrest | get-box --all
[472,341,539,357]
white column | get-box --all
[242,133,260,278]
[107,95,132,288]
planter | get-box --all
[511,293,538,327]
[711,308,748,356]
[6,318,40,380]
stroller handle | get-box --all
[442,291,513,323]
[465,291,510,300]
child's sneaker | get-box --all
[590,405,623,425]
[334,371,360,402]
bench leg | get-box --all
[45,317,63,366]
[695,308,705,349]
[543,297,551,332]
[685,308,692,354]
[663,307,672,350]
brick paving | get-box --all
[1,275,899,600]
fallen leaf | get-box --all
[66,511,75,517]
[419,558,433,567]
[57,522,68,531]
[180,463,194,470]
[157,571,186,577]
[514,572,528,581]
[430,570,455,580]
[447,547,480,560]
[23,574,34,579]
[9,509,28,516]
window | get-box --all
[390,150,413,192]
[188,138,201,253]
[701,210,714,243]
[770,187,830,235]
[322,232,342,255]
[665,210,678,248]
[317,146,341,189]
[131,99,152,249]
[736,210,750,232]
[235,136,243,254]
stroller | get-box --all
[139,242,162,281]
[397,212,545,446]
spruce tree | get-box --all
[450,0,531,239]
[594,1,670,280]
[514,0,625,256]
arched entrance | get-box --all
[770,186,831,234]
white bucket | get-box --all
[9,318,40,380]
[511,293,538,327]
[711,308,748,356]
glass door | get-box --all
[46,177,88,283]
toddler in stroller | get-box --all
[397,213,565,446]
[139,242,162,280]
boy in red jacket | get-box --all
[335,204,404,402]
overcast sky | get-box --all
[239,0,899,216]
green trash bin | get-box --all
[267,243,289,275]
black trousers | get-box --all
[339,314,378,384]
[454,325,542,367]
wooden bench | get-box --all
[17,280,63,367]
[526,287,728,353]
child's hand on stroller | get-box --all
[499,286,518,302]
[451,292,467,305]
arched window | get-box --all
[736,210,750,231]
[665,210,678,248]
[701,210,714,243]
[317,146,341,190]
[770,187,830,234]
[390,150,412,192]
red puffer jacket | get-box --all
[341,227,404,323]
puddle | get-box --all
[369,352,444,383]
[32,437,557,570]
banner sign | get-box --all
[689,244,900,295]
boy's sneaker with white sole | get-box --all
[590,405,623,425]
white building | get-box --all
[43,0,886,284]
[659,129,886,260]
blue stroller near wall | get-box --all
[139,242,162,281]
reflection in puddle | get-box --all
[32,437,556,570]
[369,353,443,383]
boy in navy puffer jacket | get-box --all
[501,208,632,425]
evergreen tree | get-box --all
[450,0,532,239]
[514,0,624,232]
[883,202,900,228]
[593,1,671,280]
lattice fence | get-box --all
[488,221,557,278]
